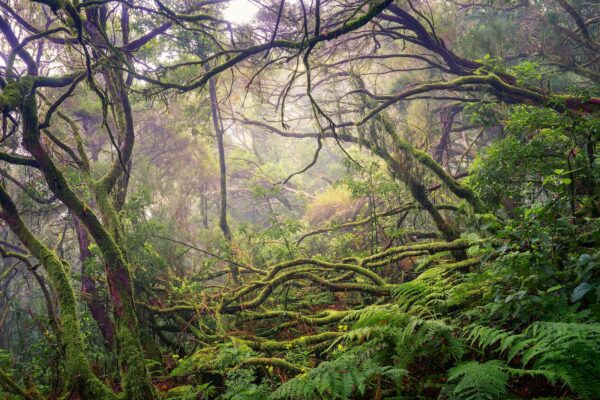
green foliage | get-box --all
[342,305,462,388]
[463,322,600,399]
[447,360,508,400]
[167,383,217,400]
[468,105,599,210]
[270,352,403,400]
[510,61,542,86]
[171,342,257,377]
[522,322,600,399]
[222,369,270,400]
[4,2,600,399]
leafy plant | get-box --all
[447,360,508,400]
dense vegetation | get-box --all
[0,0,599,399]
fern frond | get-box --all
[269,352,404,400]
[463,322,600,399]
[447,360,508,400]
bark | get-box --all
[0,183,115,399]
[201,183,209,229]
[436,104,463,165]
[103,70,133,213]
[19,93,155,400]
[208,76,239,282]
[208,77,231,241]
[82,13,155,389]
[386,156,459,242]
[73,215,115,346]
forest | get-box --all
[0,0,599,399]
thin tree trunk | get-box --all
[201,183,209,229]
[73,215,115,346]
[209,77,231,241]
[208,77,239,282]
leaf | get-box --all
[571,282,593,303]
[545,285,563,293]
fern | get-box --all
[392,280,432,311]
[392,263,466,313]
[166,383,217,400]
[447,360,508,400]
[463,322,600,399]
[223,369,270,400]
[269,353,404,400]
[394,316,464,367]
[463,324,519,355]
[340,305,463,371]
[523,322,600,400]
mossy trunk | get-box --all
[0,185,115,400]
[19,94,156,399]
[73,215,115,346]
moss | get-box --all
[93,187,156,400]
[0,367,43,400]
[244,309,349,326]
[224,268,392,313]
[116,326,157,400]
[379,114,484,212]
[0,185,115,399]
[373,110,483,214]
[362,239,472,265]
[243,331,343,352]
[0,78,34,112]
[92,181,125,242]
[237,357,308,374]
[264,258,385,285]
[222,243,477,313]
[18,91,155,399]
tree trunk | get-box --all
[208,77,239,282]
[20,94,155,400]
[73,215,115,346]
[0,182,115,400]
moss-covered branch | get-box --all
[243,331,343,351]
[0,367,43,400]
[241,309,349,326]
[236,357,308,374]
[296,203,451,244]
[377,112,484,212]
[362,239,472,266]
[0,152,39,168]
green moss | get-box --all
[0,78,34,113]
[243,331,343,352]
[18,90,155,399]
[0,185,115,399]
[237,357,308,374]
[0,367,43,400]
